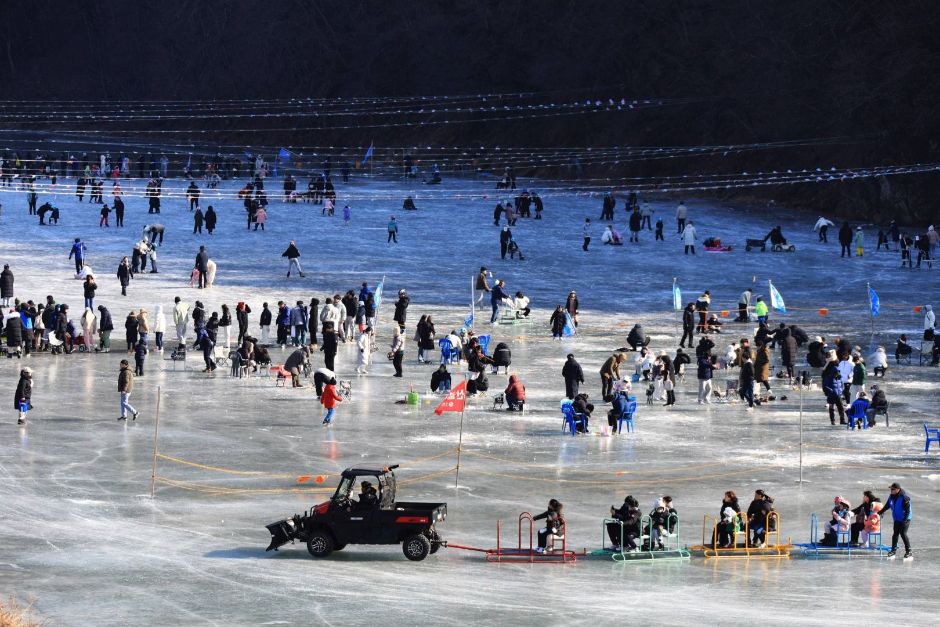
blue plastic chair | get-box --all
[438,338,458,364]
[846,400,870,430]
[560,400,586,436]
[616,400,638,433]
[477,334,491,356]
[925,423,940,453]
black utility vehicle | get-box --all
[265,465,447,561]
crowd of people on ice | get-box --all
[0,155,929,560]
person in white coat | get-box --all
[80,307,98,351]
[869,346,888,377]
[173,296,190,343]
[153,304,167,352]
[355,326,373,374]
[681,221,697,255]
[924,304,936,340]
[319,298,343,335]
[813,216,835,242]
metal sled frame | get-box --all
[483,512,577,563]
[590,513,691,562]
[691,513,792,559]
[795,513,890,558]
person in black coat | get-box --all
[97,305,113,352]
[499,226,512,258]
[680,303,695,348]
[117,257,131,296]
[626,324,650,351]
[562,353,583,399]
[807,337,827,368]
[738,356,755,408]
[0,264,14,307]
[393,291,409,332]
[572,393,593,432]
[113,196,125,227]
[235,302,252,345]
[746,490,775,547]
[607,495,642,550]
[838,222,853,257]
[549,305,567,339]
[205,205,217,234]
[430,364,451,393]
[320,323,338,371]
[193,207,204,234]
[491,342,511,372]
[4,313,24,357]
[466,369,489,395]
[14,367,33,425]
[788,325,809,347]
[307,298,320,347]
[195,246,209,288]
[778,327,797,379]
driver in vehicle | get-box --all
[353,481,379,511]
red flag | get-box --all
[434,380,468,415]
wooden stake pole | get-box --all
[150,385,162,498]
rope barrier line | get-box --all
[459,448,740,475]
[153,466,459,497]
[156,453,292,477]
[398,466,460,485]
[460,465,770,486]
[155,447,459,479]
[153,476,334,495]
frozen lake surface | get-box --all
[0,175,938,625]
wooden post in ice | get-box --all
[454,376,468,489]
[150,385,162,498]
[798,382,804,485]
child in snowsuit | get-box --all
[134,339,147,376]
[655,218,664,241]
[860,502,882,548]
[321,379,343,425]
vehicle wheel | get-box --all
[788,245,796,252]
[745,245,752,252]
[306,531,334,558]
[402,534,431,561]
[772,244,782,252]
[333,543,347,552]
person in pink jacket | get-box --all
[253,207,267,231]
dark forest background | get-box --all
[2,1,939,223]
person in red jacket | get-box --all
[504,373,526,410]
[320,378,343,426]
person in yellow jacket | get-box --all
[754,297,769,324]
[854,226,864,256]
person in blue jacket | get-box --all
[68,238,87,273]
[490,280,508,323]
[880,482,912,560]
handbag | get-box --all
[386,351,394,361]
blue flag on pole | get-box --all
[672,282,682,311]
[374,280,384,311]
[362,142,374,164]
[768,280,786,313]
[563,312,576,337]
[464,311,474,329]
[869,286,880,317]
